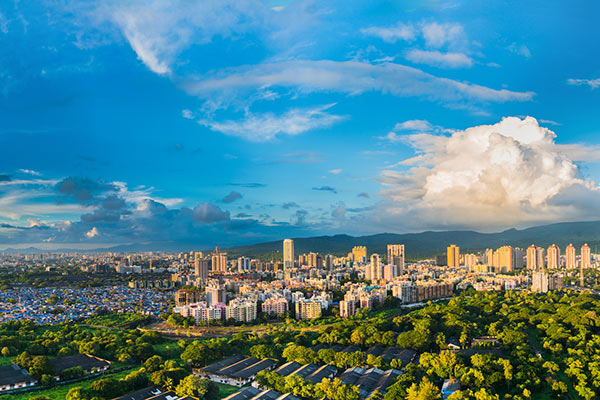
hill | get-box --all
[222,221,600,260]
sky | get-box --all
[0,0,599,250]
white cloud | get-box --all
[199,104,345,141]
[329,169,343,174]
[361,23,416,43]
[394,119,435,132]
[181,109,194,119]
[102,0,269,75]
[405,49,473,68]
[19,169,41,176]
[567,78,600,90]
[183,60,534,107]
[85,226,99,238]
[421,22,465,48]
[507,43,531,58]
[378,116,600,229]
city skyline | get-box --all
[1,1,600,250]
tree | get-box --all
[29,396,51,400]
[1,346,10,357]
[144,355,163,372]
[66,387,91,400]
[250,344,275,359]
[123,369,150,390]
[90,377,125,399]
[406,378,441,400]
[29,356,55,380]
[175,375,219,400]
[181,342,208,366]
[41,374,55,386]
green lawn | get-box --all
[217,383,242,399]
[0,356,15,366]
[84,312,150,328]
[0,369,133,400]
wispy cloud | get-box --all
[222,191,242,203]
[507,43,531,58]
[329,169,342,175]
[184,60,534,109]
[360,23,416,43]
[198,104,345,141]
[19,169,41,176]
[312,186,337,194]
[567,78,600,90]
[405,49,473,68]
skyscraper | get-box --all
[582,243,591,269]
[387,244,405,275]
[547,244,560,269]
[283,239,294,271]
[237,256,251,272]
[211,251,228,273]
[565,244,576,269]
[368,254,381,282]
[447,245,460,267]
[352,246,367,263]
[194,254,208,282]
[495,246,514,272]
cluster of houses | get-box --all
[0,354,110,393]
[0,286,173,324]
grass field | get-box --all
[217,383,242,399]
[0,356,15,366]
[85,312,150,328]
[0,369,133,400]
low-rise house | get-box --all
[51,354,110,378]
[0,364,37,392]
[114,386,163,400]
[197,355,277,387]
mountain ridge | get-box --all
[3,220,599,259]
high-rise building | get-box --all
[447,245,460,267]
[237,256,251,272]
[211,250,228,273]
[387,244,405,275]
[547,244,560,269]
[206,284,226,307]
[226,299,257,322]
[339,300,356,318]
[485,248,493,265]
[565,244,576,269]
[308,252,322,268]
[582,243,592,269]
[194,257,209,282]
[368,254,381,282]
[464,253,477,268]
[527,245,546,270]
[295,299,322,320]
[495,246,514,272]
[513,247,524,269]
[352,246,367,263]
[283,239,294,271]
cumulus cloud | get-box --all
[421,22,466,49]
[85,226,99,238]
[222,191,242,203]
[198,104,344,141]
[361,23,416,43]
[378,116,600,230]
[567,78,600,90]
[405,49,473,68]
[192,202,230,223]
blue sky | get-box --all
[0,0,599,249]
